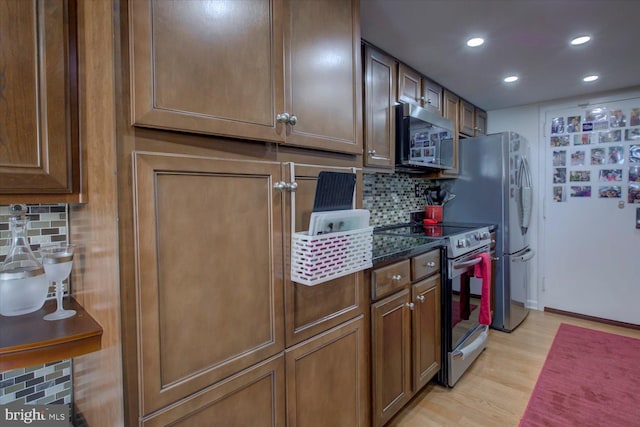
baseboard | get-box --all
[544,307,640,330]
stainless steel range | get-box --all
[375,221,493,387]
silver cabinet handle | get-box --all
[417,295,425,303]
[274,181,287,190]
[406,302,415,310]
[288,115,297,126]
[391,274,402,281]
[285,182,298,192]
[424,261,436,268]
[276,113,290,123]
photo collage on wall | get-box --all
[550,105,640,203]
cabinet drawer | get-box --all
[411,250,440,281]
[371,260,411,301]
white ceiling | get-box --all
[360,0,640,111]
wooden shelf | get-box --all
[0,297,102,370]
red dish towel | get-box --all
[473,253,492,326]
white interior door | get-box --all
[542,98,640,324]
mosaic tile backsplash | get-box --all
[363,173,435,226]
[0,204,72,408]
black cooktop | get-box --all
[375,222,493,238]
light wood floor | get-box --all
[387,309,640,427]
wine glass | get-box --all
[41,244,76,321]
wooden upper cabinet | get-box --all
[475,108,487,136]
[422,77,442,115]
[397,63,421,107]
[459,99,476,137]
[130,0,286,143]
[129,0,362,155]
[440,90,460,176]
[0,0,80,201]
[397,63,442,115]
[283,0,362,154]
[363,46,396,169]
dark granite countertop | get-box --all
[372,233,444,266]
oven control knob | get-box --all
[481,231,490,240]
[473,233,482,241]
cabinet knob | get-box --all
[427,98,432,104]
[288,115,298,126]
[285,182,298,192]
[417,295,425,303]
[391,274,402,281]
[276,113,290,123]
[368,150,377,156]
[424,261,436,268]
[406,302,415,310]
[274,181,287,190]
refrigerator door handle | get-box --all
[512,248,535,263]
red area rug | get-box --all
[519,323,640,426]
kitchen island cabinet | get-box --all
[130,0,362,155]
[370,249,442,427]
[0,0,83,204]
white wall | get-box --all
[489,86,640,317]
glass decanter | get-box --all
[0,205,49,316]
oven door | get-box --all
[445,246,490,387]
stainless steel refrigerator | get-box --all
[444,131,534,332]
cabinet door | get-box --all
[412,275,441,392]
[422,78,442,116]
[285,315,368,427]
[459,99,475,137]
[440,90,460,176]
[475,108,487,136]
[397,63,421,106]
[371,289,411,427]
[363,46,396,169]
[132,152,285,415]
[283,164,366,346]
[0,0,79,197]
[130,0,286,143]
[283,0,362,154]
[142,355,285,427]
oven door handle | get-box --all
[452,326,489,360]
[453,257,483,269]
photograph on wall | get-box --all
[630,145,640,163]
[608,146,624,164]
[570,150,586,166]
[573,133,592,145]
[625,128,640,141]
[570,170,591,182]
[590,148,606,165]
[609,109,627,128]
[630,108,640,126]
[630,165,640,182]
[598,186,621,198]
[598,169,622,182]
[567,116,581,133]
[553,150,567,166]
[551,117,565,134]
[585,107,609,131]
[553,186,566,202]
[570,186,591,197]
[599,130,622,143]
[629,182,640,203]
[550,135,570,146]
[553,167,567,183]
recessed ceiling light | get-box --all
[466,37,485,47]
[570,35,591,46]
[503,75,519,83]
[583,75,599,82]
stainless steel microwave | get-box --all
[395,102,455,172]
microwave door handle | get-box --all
[453,258,483,269]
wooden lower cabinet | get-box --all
[285,315,369,427]
[371,289,412,427]
[142,355,285,427]
[412,275,441,391]
[370,252,442,427]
